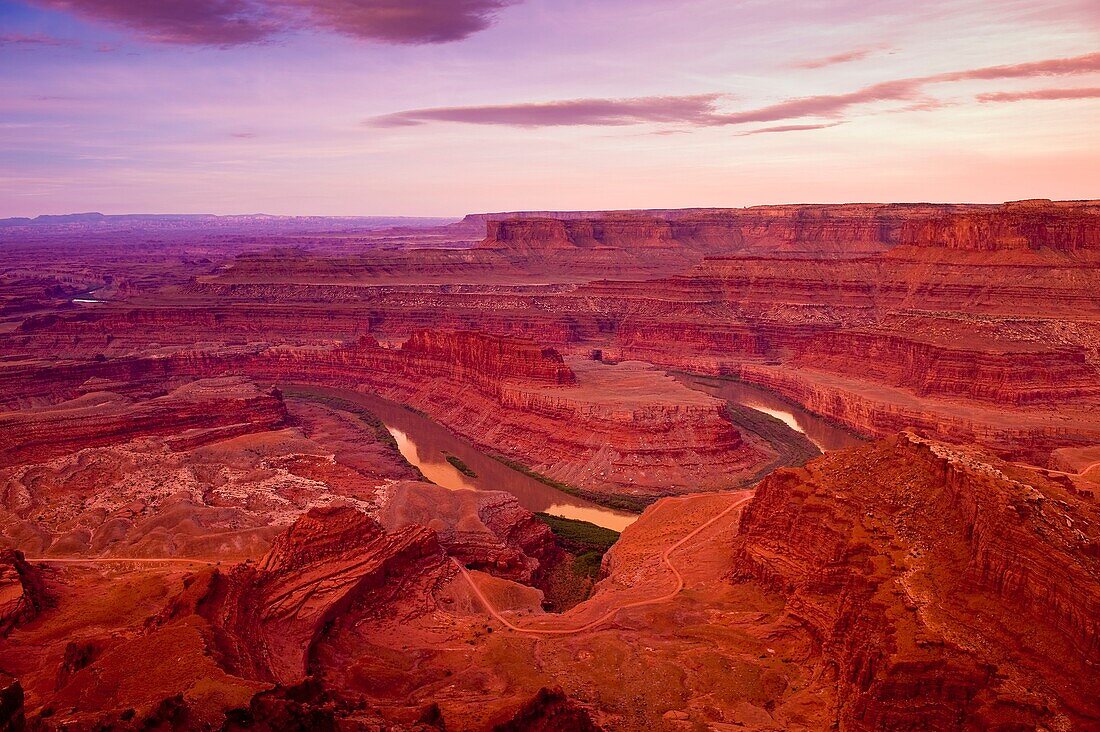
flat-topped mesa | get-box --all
[730,433,1100,730]
[481,217,678,254]
[792,329,1100,406]
[400,329,577,386]
[478,201,1100,257]
[898,200,1100,253]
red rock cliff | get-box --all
[161,506,449,685]
[730,433,1100,730]
[480,201,1100,256]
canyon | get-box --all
[1,200,1098,730]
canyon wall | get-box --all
[0,331,765,502]
[730,433,1100,730]
[481,200,1100,256]
[165,506,448,684]
[0,377,289,467]
[790,329,1100,406]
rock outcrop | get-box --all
[160,506,450,684]
[373,481,561,584]
[0,550,44,637]
[0,672,24,732]
[0,377,288,467]
[730,433,1100,730]
[492,687,604,731]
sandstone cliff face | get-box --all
[373,481,560,584]
[161,506,450,685]
[0,332,765,500]
[899,200,1100,253]
[0,377,288,467]
[481,201,1100,256]
[792,329,1100,406]
[483,217,679,253]
[400,329,578,386]
[730,433,1100,730]
[733,363,1100,463]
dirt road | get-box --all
[455,492,753,636]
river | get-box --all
[678,374,864,452]
[317,390,638,532]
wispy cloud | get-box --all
[369,94,728,128]
[736,122,846,136]
[0,32,78,47]
[366,51,1100,130]
[977,87,1100,102]
[713,79,927,125]
[790,46,885,69]
[935,52,1100,81]
[29,0,518,46]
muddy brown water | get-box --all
[315,389,638,532]
[299,376,858,532]
[679,375,865,452]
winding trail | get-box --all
[1011,459,1100,479]
[455,492,753,636]
[26,557,216,566]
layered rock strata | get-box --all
[730,432,1100,730]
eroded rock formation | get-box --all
[730,432,1100,730]
[0,550,44,637]
[158,506,451,684]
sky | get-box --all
[1,0,1098,217]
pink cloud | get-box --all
[285,0,515,44]
[368,50,1100,130]
[0,32,78,47]
[368,94,728,128]
[735,122,846,136]
[30,0,516,46]
[936,52,1100,81]
[977,87,1100,102]
[713,79,926,125]
[791,46,884,69]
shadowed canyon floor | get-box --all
[1,203,1099,730]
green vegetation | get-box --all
[534,513,620,555]
[445,453,477,478]
[535,513,621,587]
[681,371,866,442]
[720,403,820,465]
[489,454,648,513]
[571,551,604,579]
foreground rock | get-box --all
[0,672,24,732]
[731,432,1100,730]
[0,550,44,637]
[159,506,451,685]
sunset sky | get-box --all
[1,0,1098,217]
